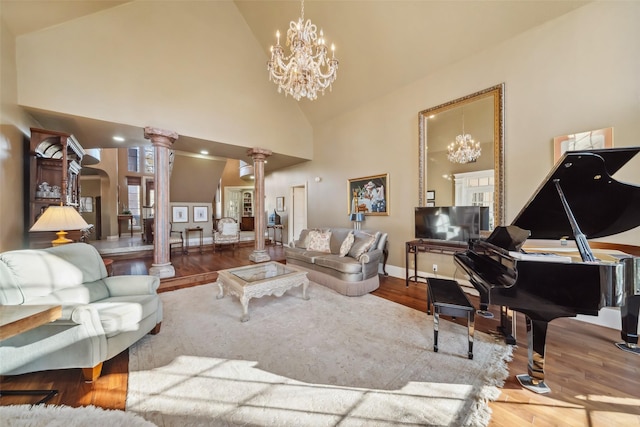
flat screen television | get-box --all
[414,206,488,242]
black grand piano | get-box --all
[454,147,640,393]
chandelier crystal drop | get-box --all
[267,0,338,101]
[447,112,481,164]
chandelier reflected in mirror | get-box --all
[267,0,338,101]
[447,110,481,164]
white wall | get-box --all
[267,2,640,275]
[15,1,313,160]
[0,17,41,251]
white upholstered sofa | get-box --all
[0,243,162,381]
[285,228,388,296]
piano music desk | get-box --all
[426,278,475,359]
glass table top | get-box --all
[231,262,294,283]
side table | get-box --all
[0,305,62,404]
[117,214,133,237]
[405,239,468,286]
[426,278,475,359]
[185,227,203,254]
[267,224,284,245]
[102,258,114,276]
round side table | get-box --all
[102,258,114,276]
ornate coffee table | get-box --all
[216,262,309,322]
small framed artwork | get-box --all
[553,127,613,163]
[347,173,389,216]
[426,190,436,201]
[172,206,188,223]
[193,206,208,222]
[276,196,284,212]
[426,202,435,207]
[79,196,93,213]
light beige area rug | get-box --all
[0,404,155,426]
[127,282,512,426]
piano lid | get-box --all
[512,147,640,239]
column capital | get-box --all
[247,147,272,161]
[144,127,179,148]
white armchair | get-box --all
[213,217,240,253]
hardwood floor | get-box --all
[2,245,639,426]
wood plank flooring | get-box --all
[2,245,639,426]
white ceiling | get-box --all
[1,0,589,167]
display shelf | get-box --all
[25,128,85,248]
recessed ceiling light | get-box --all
[200,150,209,155]
[113,136,125,142]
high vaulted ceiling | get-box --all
[1,0,589,166]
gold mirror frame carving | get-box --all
[418,83,505,227]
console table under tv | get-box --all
[405,239,469,287]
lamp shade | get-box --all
[349,213,365,222]
[30,205,89,246]
[30,206,89,232]
[349,212,365,230]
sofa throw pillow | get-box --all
[368,231,382,252]
[348,233,376,260]
[295,229,311,249]
[306,230,332,253]
[339,232,355,257]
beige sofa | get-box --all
[0,243,162,381]
[285,228,388,296]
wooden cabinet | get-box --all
[241,216,255,232]
[25,128,85,247]
[240,190,254,231]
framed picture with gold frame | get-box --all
[347,173,389,216]
[553,127,613,163]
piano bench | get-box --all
[426,278,476,359]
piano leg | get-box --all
[498,305,517,345]
[616,295,640,355]
[516,316,551,394]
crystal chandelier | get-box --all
[267,0,338,101]
[447,111,481,164]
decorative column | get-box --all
[247,147,272,263]
[144,127,179,278]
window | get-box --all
[454,169,495,229]
[143,146,154,173]
[127,148,139,172]
[126,176,142,228]
[146,180,155,207]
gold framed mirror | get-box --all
[418,84,504,229]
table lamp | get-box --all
[30,205,89,246]
[349,213,365,230]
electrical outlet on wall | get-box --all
[432,264,438,272]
